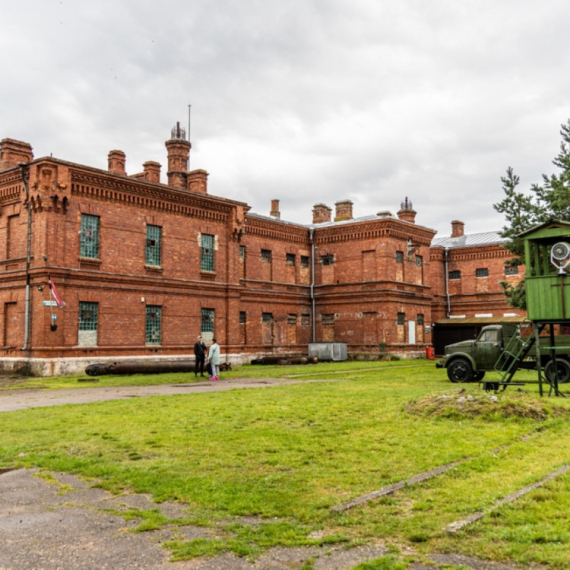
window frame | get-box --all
[448,270,461,280]
[145,305,162,345]
[476,267,489,278]
[200,234,215,272]
[145,224,162,267]
[80,214,100,259]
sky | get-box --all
[2,0,570,237]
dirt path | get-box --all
[0,377,344,412]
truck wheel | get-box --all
[544,359,570,383]
[472,371,486,381]
[447,358,473,383]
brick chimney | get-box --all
[397,197,416,223]
[143,161,161,183]
[108,150,126,175]
[166,122,191,189]
[312,203,332,224]
[334,200,353,222]
[187,169,208,194]
[0,138,34,170]
[270,199,280,219]
[451,220,465,238]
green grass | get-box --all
[2,362,570,567]
[0,359,430,391]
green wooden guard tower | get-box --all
[522,219,570,321]
[519,219,570,395]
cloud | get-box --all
[2,0,570,235]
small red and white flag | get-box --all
[48,275,65,308]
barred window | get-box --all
[415,255,423,267]
[79,302,98,331]
[321,254,334,266]
[201,308,215,333]
[300,256,309,267]
[449,270,461,280]
[261,249,272,262]
[200,234,215,272]
[417,314,424,326]
[286,253,296,266]
[396,250,404,263]
[397,312,405,325]
[476,268,489,278]
[504,265,518,276]
[146,225,161,266]
[239,311,246,324]
[322,314,334,325]
[145,305,162,345]
[80,214,100,259]
[239,245,246,259]
[262,312,273,323]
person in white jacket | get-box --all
[208,338,221,380]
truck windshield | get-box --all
[479,330,499,342]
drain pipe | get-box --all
[20,163,32,351]
[310,228,316,343]
[444,247,451,318]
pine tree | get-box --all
[493,120,570,309]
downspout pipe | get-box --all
[309,228,316,343]
[20,163,32,351]
[444,247,450,318]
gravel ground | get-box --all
[0,379,536,569]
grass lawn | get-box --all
[1,361,570,567]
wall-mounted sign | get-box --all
[42,300,58,307]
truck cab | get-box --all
[436,324,504,382]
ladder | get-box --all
[487,320,541,391]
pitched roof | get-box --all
[431,231,505,249]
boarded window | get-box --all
[322,314,334,326]
[300,256,309,267]
[301,314,310,326]
[287,314,297,325]
[286,253,295,265]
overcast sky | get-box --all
[2,0,570,237]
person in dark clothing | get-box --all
[194,336,206,377]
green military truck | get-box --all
[436,322,570,383]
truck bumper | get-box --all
[435,360,445,369]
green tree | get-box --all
[493,120,570,309]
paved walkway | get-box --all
[0,377,345,412]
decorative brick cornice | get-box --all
[0,171,23,206]
[245,216,309,244]
[448,244,511,262]
[71,171,234,223]
[314,220,435,246]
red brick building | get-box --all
[0,125,520,374]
